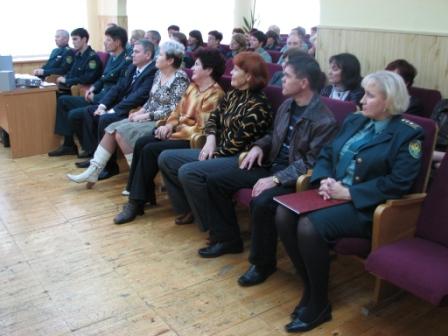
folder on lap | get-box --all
[274,189,349,215]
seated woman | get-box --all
[113,49,226,224]
[320,53,364,106]
[264,30,281,51]
[385,59,424,116]
[275,71,424,333]
[225,33,247,59]
[67,40,189,187]
[157,52,272,236]
[187,30,204,52]
[249,31,272,63]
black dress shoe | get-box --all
[291,305,307,320]
[98,165,119,181]
[198,239,243,258]
[75,159,91,168]
[114,202,144,224]
[175,212,194,225]
[77,151,93,159]
[238,264,277,287]
[48,145,78,157]
[285,303,332,333]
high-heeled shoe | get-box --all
[285,303,332,333]
[67,164,102,189]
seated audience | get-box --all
[158,52,272,233]
[56,28,102,92]
[249,31,272,63]
[197,56,337,268]
[187,30,204,52]
[269,48,308,87]
[49,26,129,157]
[265,30,281,50]
[277,31,308,64]
[385,59,424,116]
[268,25,281,36]
[127,29,145,56]
[308,26,318,57]
[320,53,364,106]
[67,40,189,186]
[33,29,74,78]
[145,30,161,58]
[225,33,247,59]
[232,27,245,35]
[172,32,193,68]
[276,70,423,333]
[207,30,226,55]
[167,25,180,38]
[112,49,226,224]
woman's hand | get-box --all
[131,112,149,122]
[240,146,263,170]
[318,178,351,200]
[199,135,216,160]
[155,124,173,140]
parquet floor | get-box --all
[0,146,447,335]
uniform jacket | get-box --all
[92,51,129,94]
[311,112,424,213]
[64,46,102,87]
[99,61,157,116]
[42,45,74,76]
[254,94,338,186]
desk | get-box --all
[0,86,60,158]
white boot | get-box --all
[125,153,133,167]
[66,146,111,187]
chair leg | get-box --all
[362,276,403,315]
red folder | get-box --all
[274,189,349,215]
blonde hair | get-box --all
[362,70,410,115]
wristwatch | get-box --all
[272,175,280,185]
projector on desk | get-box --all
[15,74,41,88]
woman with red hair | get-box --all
[154,52,272,240]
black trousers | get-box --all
[54,95,89,136]
[128,134,190,204]
[207,161,294,267]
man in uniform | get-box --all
[56,28,102,93]
[33,29,74,78]
[48,26,129,157]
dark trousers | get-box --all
[54,95,90,136]
[207,162,294,266]
[127,135,190,204]
[158,149,236,231]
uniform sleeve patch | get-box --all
[89,60,98,69]
[66,56,73,64]
[409,140,422,159]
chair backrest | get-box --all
[183,68,193,80]
[217,75,232,92]
[263,85,287,113]
[266,63,282,81]
[267,50,282,63]
[96,51,110,68]
[224,58,233,76]
[404,114,438,193]
[416,152,448,246]
[321,97,357,125]
[408,86,442,118]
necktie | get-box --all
[132,69,140,84]
[335,123,376,180]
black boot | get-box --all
[114,201,144,224]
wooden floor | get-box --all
[0,145,447,336]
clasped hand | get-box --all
[318,178,351,200]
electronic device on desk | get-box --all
[15,74,42,88]
[0,55,15,91]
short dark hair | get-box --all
[233,51,269,91]
[147,30,161,44]
[286,56,323,91]
[329,53,362,90]
[385,59,417,87]
[189,30,204,46]
[195,48,226,82]
[284,48,309,59]
[168,25,180,32]
[71,28,89,42]
[292,26,306,38]
[208,30,223,42]
[250,30,267,46]
[135,39,155,59]
[172,32,188,48]
[105,26,128,48]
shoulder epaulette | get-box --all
[400,118,421,129]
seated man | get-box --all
[56,28,102,93]
[145,30,161,58]
[33,29,74,78]
[277,29,308,64]
[200,57,338,289]
[70,39,158,179]
[269,48,308,87]
[385,59,424,116]
[207,30,226,56]
[167,25,180,39]
[48,26,129,157]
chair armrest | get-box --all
[190,133,206,149]
[296,169,313,192]
[371,193,426,251]
[70,84,89,97]
[45,74,59,83]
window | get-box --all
[1,0,87,58]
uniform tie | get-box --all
[132,69,140,84]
